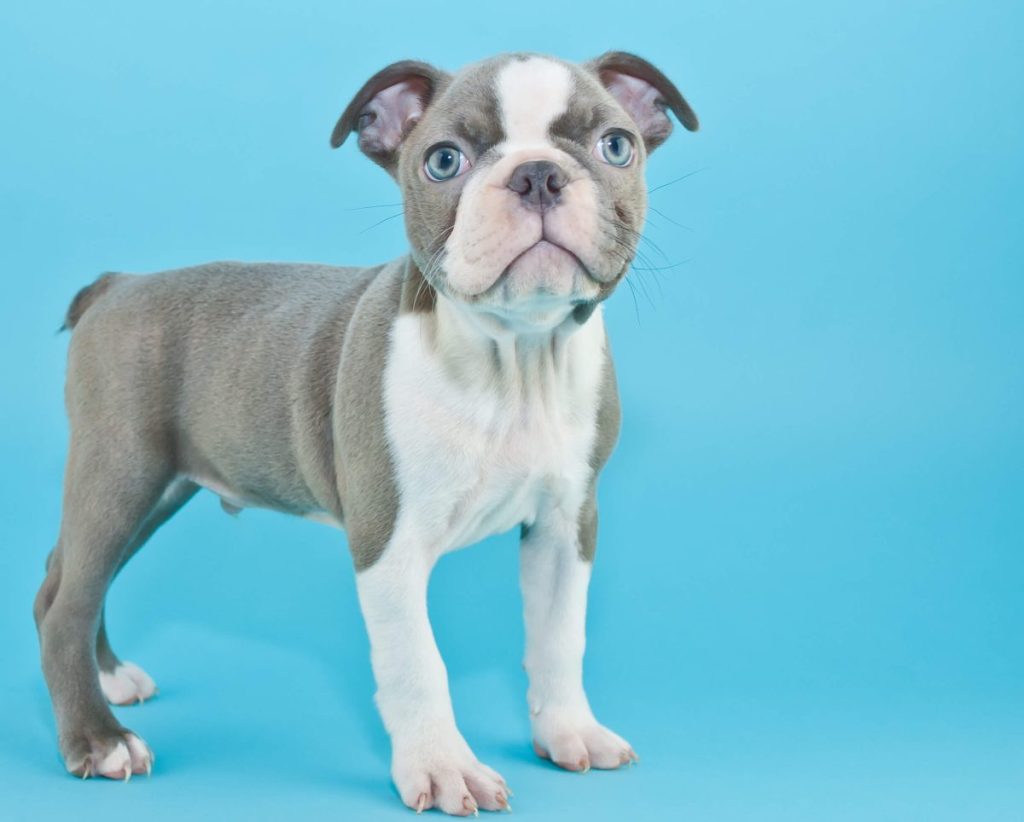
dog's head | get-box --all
[332,52,697,329]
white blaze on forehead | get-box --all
[496,57,573,151]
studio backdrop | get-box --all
[1,1,1020,820]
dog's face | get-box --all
[332,53,697,327]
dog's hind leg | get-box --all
[35,437,176,779]
[95,478,198,706]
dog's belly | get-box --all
[183,471,344,528]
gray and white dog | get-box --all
[35,51,697,815]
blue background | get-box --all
[1,1,1021,819]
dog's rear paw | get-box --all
[99,662,157,706]
[532,716,637,772]
[65,730,154,780]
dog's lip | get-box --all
[502,239,592,281]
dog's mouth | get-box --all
[503,239,586,276]
[427,237,602,327]
[422,239,598,326]
[488,238,598,299]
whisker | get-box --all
[647,205,692,232]
[623,275,642,326]
[628,266,657,309]
[631,250,666,301]
[634,232,670,263]
[608,218,672,264]
[602,239,658,310]
[630,259,690,272]
[411,226,454,346]
[342,202,404,212]
[414,270,430,311]
[419,224,456,290]
[600,219,693,309]
[647,167,707,196]
[358,211,405,234]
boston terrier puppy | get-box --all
[35,51,698,814]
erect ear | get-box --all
[330,60,448,171]
[586,51,699,152]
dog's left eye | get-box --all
[596,131,635,167]
[424,144,469,181]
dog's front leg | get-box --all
[520,497,638,772]
[356,543,510,815]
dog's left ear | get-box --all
[585,52,699,152]
[331,60,449,171]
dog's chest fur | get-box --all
[383,306,608,554]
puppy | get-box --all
[34,51,698,814]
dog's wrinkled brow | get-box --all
[550,100,618,144]
[453,116,505,157]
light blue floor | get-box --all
[2,0,1022,819]
[2,454,1020,820]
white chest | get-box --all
[383,309,607,554]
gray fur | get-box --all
[334,260,407,570]
[96,478,199,673]
[62,272,123,331]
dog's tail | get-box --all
[61,272,123,332]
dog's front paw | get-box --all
[532,713,637,772]
[63,728,154,780]
[392,733,511,815]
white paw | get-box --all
[392,734,511,815]
[99,661,157,706]
[73,732,154,780]
[532,714,637,772]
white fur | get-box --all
[356,549,509,812]
[520,519,591,718]
[90,733,152,779]
[124,734,154,776]
[521,519,636,770]
[495,56,573,154]
[99,661,157,705]
[384,299,606,558]
[94,740,132,779]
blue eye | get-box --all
[599,131,634,167]
[424,144,466,181]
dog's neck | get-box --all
[399,260,604,399]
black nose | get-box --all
[507,160,568,211]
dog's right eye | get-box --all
[424,144,469,181]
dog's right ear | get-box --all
[331,61,448,172]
